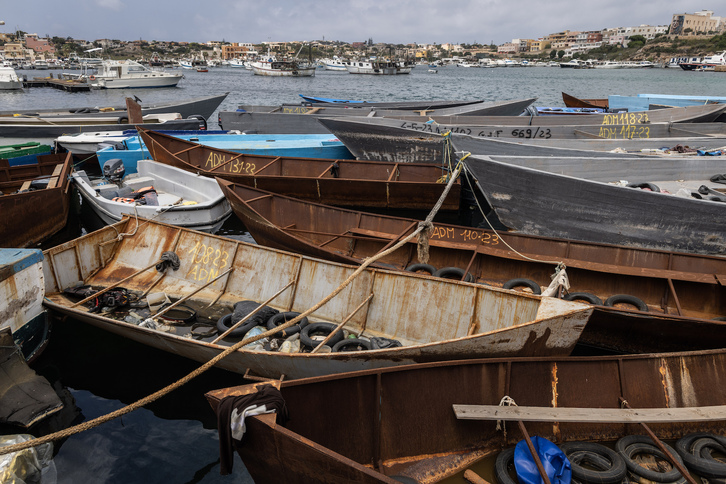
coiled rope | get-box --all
[0,156,465,457]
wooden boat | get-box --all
[0,152,72,248]
[457,150,726,255]
[96,132,353,174]
[0,93,228,121]
[0,112,202,145]
[218,182,726,354]
[72,159,232,232]
[0,141,52,166]
[562,92,608,109]
[0,248,50,362]
[41,217,592,380]
[250,58,316,77]
[205,347,726,483]
[136,128,461,211]
[297,95,484,109]
[449,132,726,158]
[196,68,208,73]
[218,98,537,134]
[316,115,726,163]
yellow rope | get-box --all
[0,161,464,457]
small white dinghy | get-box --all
[72,159,232,233]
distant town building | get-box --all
[670,10,723,35]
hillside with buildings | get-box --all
[0,9,723,67]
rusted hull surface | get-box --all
[0,153,72,248]
[137,128,460,210]
[206,348,726,483]
[42,218,591,379]
[218,182,726,334]
[562,92,608,109]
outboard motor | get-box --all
[103,158,125,184]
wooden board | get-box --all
[453,404,726,423]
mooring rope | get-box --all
[0,158,465,457]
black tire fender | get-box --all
[405,263,436,275]
[564,292,603,305]
[494,447,518,484]
[560,442,627,484]
[433,266,474,283]
[265,311,309,338]
[627,182,661,193]
[332,338,373,352]
[616,435,684,482]
[300,322,345,349]
[676,433,726,478]
[604,294,649,312]
[503,277,542,295]
[187,114,207,130]
[216,312,256,339]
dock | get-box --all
[22,75,91,92]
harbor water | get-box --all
[9,64,725,483]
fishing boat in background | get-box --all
[0,153,72,248]
[41,217,592,380]
[0,66,23,90]
[320,56,349,71]
[0,92,228,122]
[205,347,726,483]
[218,98,537,134]
[136,128,461,211]
[89,59,183,88]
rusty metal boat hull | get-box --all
[205,348,726,483]
[136,128,461,210]
[41,218,591,380]
[562,92,609,109]
[316,114,726,163]
[217,181,726,353]
[460,152,726,255]
[0,153,72,248]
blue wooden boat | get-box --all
[96,133,354,174]
[0,142,53,166]
[609,94,726,113]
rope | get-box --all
[460,159,564,268]
[496,396,518,438]
[0,156,465,457]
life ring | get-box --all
[604,294,648,312]
[433,267,474,283]
[503,278,542,295]
[266,312,309,338]
[89,75,96,81]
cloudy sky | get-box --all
[0,0,713,45]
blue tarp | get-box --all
[514,437,571,484]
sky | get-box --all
[0,0,715,46]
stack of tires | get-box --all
[495,434,726,484]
